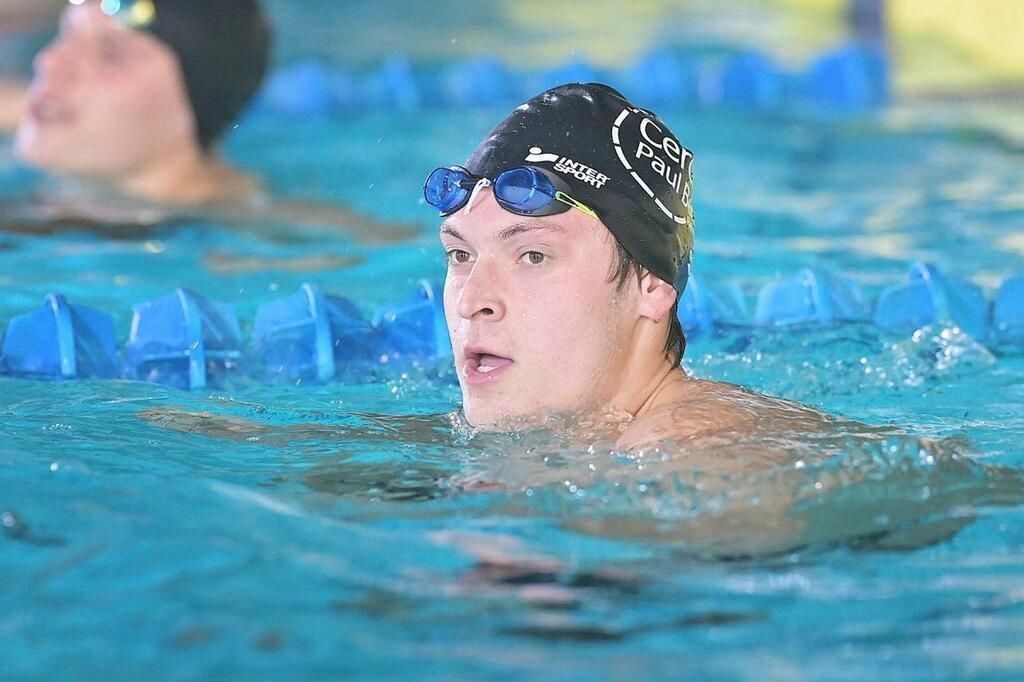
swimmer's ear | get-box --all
[636,272,677,323]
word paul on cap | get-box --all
[611,108,692,225]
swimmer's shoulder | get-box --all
[618,375,836,451]
[618,378,756,450]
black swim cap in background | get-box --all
[466,83,695,291]
[148,0,271,149]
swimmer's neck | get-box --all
[635,365,691,415]
[618,360,692,420]
[114,144,260,207]
[605,318,695,420]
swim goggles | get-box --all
[68,0,156,30]
[423,165,598,220]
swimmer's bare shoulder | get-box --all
[617,372,837,452]
[137,405,450,446]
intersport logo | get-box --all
[524,146,609,188]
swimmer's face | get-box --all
[441,191,647,427]
[15,1,198,179]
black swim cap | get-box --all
[147,0,271,149]
[466,83,695,290]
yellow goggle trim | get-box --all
[69,0,156,30]
[554,191,599,220]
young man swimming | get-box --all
[0,0,63,130]
[15,0,269,206]
[138,83,1000,556]
[427,82,832,451]
[4,0,414,242]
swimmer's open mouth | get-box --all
[463,347,514,385]
[27,92,74,126]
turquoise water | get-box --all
[2,106,1024,680]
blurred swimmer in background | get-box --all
[0,0,63,129]
[1,0,416,243]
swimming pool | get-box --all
[2,99,1024,680]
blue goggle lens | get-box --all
[424,167,471,214]
[424,165,570,217]
[494,167,558,214]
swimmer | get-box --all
[428,82,838,452]
[138,83,1019,557]
[0,0,63,130]
[2,0,416,242]
[419,83,1024,555]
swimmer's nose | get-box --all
[33,38,77,84]
[456,258,506,322]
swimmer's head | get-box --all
[430,83,696,427]
[465,83,695,290]
[15,0,269,179]
[142,0,270,150]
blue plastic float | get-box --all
[255,42,892,117]
[755,268,870,326]
[716,52,783,109]
[363,55,421,112]
[252,283,376,383]
[259,61,335,117]
[439,57,517,108]
[372,280,451,364]
[125,289,243,390]
[618,49,696,107]
[992,275,1024,348]
[873,262,988,340]
[678,273,749,335]
[803,42,889,110]
[5,267,1023,389]
[0,294,119,380]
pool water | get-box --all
[2,103,1024,680]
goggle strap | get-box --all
[555,191,598,220]
[462,178,491,215]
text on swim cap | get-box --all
[635,117,691,197]
[525,147,609,188]
[610,108,692,226]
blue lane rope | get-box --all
[255,42,890,118]
[48,293,78,379]
[3,267,1022,387]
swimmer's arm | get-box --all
[568,499,805,558]
[0,196,418,247]
[208,196,422,245]
[0,201,167,239]
[201,249,363,276]
[136,406,451,446]
[0,79,27,133]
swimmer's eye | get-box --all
[521,251,547,265]
[445,249,472,265]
